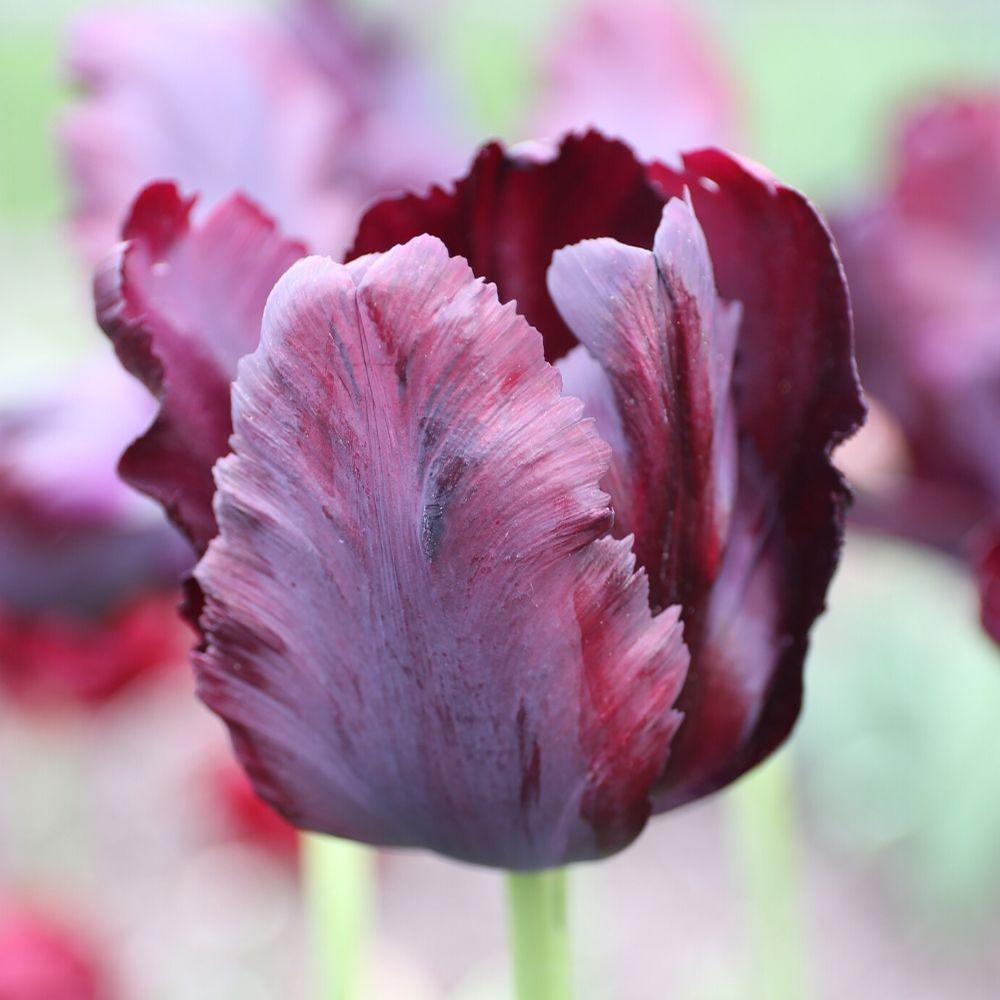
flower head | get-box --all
[0,354,192,707]
[98,133,862,867]
[836,94,1000,640]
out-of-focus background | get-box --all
[1,1,998,997]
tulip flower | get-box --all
[836,95,1000,642]
[0,900,111,1000]
[0,355,192,707]
[61,0,471,264]
[97,132,862,870]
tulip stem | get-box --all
[731,753,808,1000]
[303,834,374,1000]
[506,868,572,1000]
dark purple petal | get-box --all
[0,354,191,707]
[94,182,306,552]
[194,238,688,868]
[0,515,184,622]
[348,131,668,361]
[645,150,864,805]
[837,219,999,535]
[530,0,741,162]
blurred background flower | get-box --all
[1,0,998,997]
[61,0,474,262]
[834,94,1000,644]
[0,898,113,999]
[0,350,191,709]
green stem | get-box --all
[730,753,808,1000]
[506,868,572,1000]
[303,834,374,1000]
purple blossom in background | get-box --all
[836,94,1000,642]
[62,0,472,263]
[62,0,741,265]
[0,353,191,706]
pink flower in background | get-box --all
[0,354,192,708]
[836,94,1000,641]
[97,133,861,868]
[0,901,111,1000]
[529,0,740,160]
[62,0,471,264]
[209,757,300,863]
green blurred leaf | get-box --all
[799,533,1000,924]
[0,27,67,223]
[712,0,1000,202]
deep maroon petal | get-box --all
[194,238,688,868]
[836,214,1000,538]
[645,150,864,804]
[348,131,668,361]
[94,183,306,552]
[530,0,741,162]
